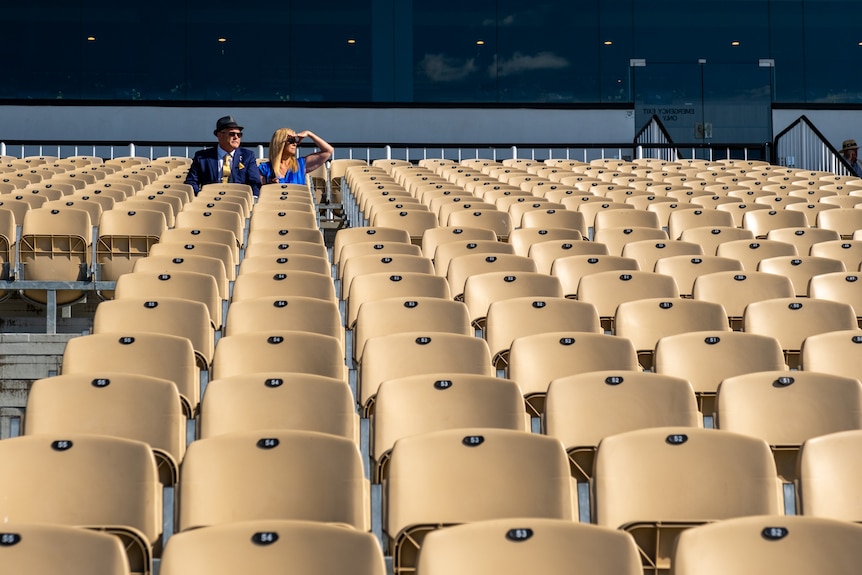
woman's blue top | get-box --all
[259,157,307,184]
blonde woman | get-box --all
[259,127,334,185]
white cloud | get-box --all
[492,51,570,77]
[419,54,477,82]
[483,14,516,26]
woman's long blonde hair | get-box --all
[269,127,298,178]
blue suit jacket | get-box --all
[184,146,262,197]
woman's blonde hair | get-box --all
[269,127,298,177]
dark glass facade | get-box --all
[0,0,858,106]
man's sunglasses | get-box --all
[222,131,243,138]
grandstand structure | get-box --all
[0,152,861,575]
[4,1,862,573]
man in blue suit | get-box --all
[185,115,262,197]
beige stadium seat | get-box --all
[24,372,186,486]
[544,370,699,482]
[592,427,782,574]
[654,330,787,417]
[160,520,385,575]
[528,238,609,274]
[756,255,846,296]
[0,434,162,575]
[18,206,92,305]
[96,207,166,288]
[692,270,795,330]
[715,370,862,481]
[386,428,574,575]
[809,239,862,271]
[797,429,862,522]
[576,269,679,332]
[615,298,730,370]
[344,270,451,330]
[671,515,862,575]
[715,238,798,272]
[199,372,358,443]
[507,331,639,416]
[358,332,493,417]
[178,430,368,531]
[744,297,859,368]
[0,523,132,575]
[416,518,643,575]
[211,331,345,382]
[372,374,527,482]
[463,270,563,332]
[485,296,601,370]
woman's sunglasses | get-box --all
[286,135,301,144]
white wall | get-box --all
[773,109,862,150]
[0,105,636,146]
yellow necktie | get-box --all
[222,152,232,183]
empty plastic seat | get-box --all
[211,331,345,382]
[353,296,470,364]
[417,518,643,575]
[114,270,224,330]
[507,332,640,416]
[797,429,862,522]
[485,296,601,370]
[508,227,584,257]
[93,296,215,374]
[0,434,162,575]
[544,370,699,482]
[96,207,167,287]
[160,520,385,575]
[231,269,336,303]
[576,269,679,332]
[527,238,608,275]
[593,426,782,573]
[18,206,92,305]
[0,522,131,575]
[715,370,862,481]
[25,372,186,485]
[671,515,862,575]
[744,297,859,368]
[372,374,527,482]
[614,298,730,370]
[757,255,846,296]
[134,253,229,302]
[679,225,754,256]
[386,428,574,575]
[463,270,563,332]
[715,238,798,272]
[654,331,787,416]
[358,332,494,417]
[199,372,357,443]
[178,430,368,531]
[692,270,795,330]
[801,329,862,382]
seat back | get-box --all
[386,428,574,574]
[160,520,385,575]
[0,434,162,575]
[178,430,367,531]
[671,515,862,575]
[545,370,700,482]
[417,518,643,575]
[199,372,357,442]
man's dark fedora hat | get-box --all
[214,115,244,135]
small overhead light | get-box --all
[86,36,96,41]
[347,38,356,44]
[476,40,485,46]
[217,37,227,43]
[604,40,613,45]
[858,41,862,46]
[731,41,740,46]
